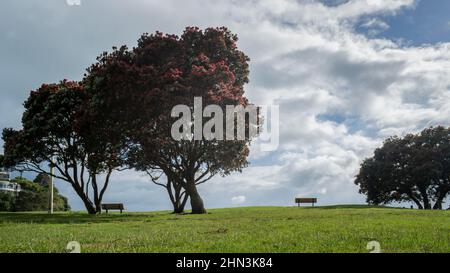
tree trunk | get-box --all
[173,202,185,213]
[180,193,189,213]
[86,202,97,214]
[173,193,189,213]
[411,198,424,210]
[73,184,97,214]
[73,174,105,215]
[172,190,183,213]
[92,177,102,214]
[433,193,446,210]
[186,181,206,214]
[407,193,423,209]
[94,200,102,214]
[420,190,431,210]
[167,177,188,214]
[81,196,97,215]
[173,206,183,214]
[433,202,442,210]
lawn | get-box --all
[0,205,449,253]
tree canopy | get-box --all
[355,126,450,209]
[83,27,255,214]
[2,81,125,214]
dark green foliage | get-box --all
[33,173,51,187]
[0,176,70,212]
[355,126,450,209]
[2,81,120,214]
[0,192,14,211]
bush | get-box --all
[0,176,70,212]
[0,192,15,211]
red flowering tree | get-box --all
[2,81,125,214]
[84,27,254,214]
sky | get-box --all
[1,0,450,211]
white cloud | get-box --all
[360,18,390,36]
[231,196,247,205]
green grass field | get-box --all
[0,205,449,253]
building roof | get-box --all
[0,181,21,192]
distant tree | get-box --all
[0,176,70,212]
[11,177,48,211]
[0,154,14,211]
[417,127,450,209]
[34,173,51,187]
[355,126,450,209]
[2,81,124,214]
[84,27,255,214]
[0,192,14,211]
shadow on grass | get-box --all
[0,205,412,225]
[0,212,167,225]
[302,204,393,209]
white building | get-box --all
[0,168,21,193]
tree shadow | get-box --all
[0,212,167,225]
[302,204,392,209]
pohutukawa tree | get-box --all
[355,126,450,210]
[84,27,256,214]
[0,155,4,169]
[2,81,126,214]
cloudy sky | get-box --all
[1,0,450,211]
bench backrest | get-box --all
[101,203,124,210]
[295,198,317,203]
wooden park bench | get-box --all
[101,203,125,214]
[295,198,317,207]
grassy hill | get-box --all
[0,206,449,253]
